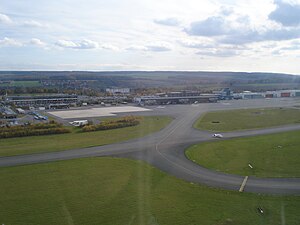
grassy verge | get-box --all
[0,157,299,225]
[0,116,172,157]
[194,108,300,132]
[186,130,300,178]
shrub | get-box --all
[82,125,97,132]
[81,116,141,132]
[0,122,70,139]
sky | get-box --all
[0,0,300,74]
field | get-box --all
[195,108,300,132]
[0,81,41,87]
[186,130,300,177]
[0,157,299,225]
[0,116,172,157]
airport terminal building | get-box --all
[234,90,300,99]
[135,91,218,105]
[4,94,78,109]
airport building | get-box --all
[135,91,218,105]
[265,90,300,98]
[4,94,78,109]
[106,88,130,94]
[234,90,300,99]
[238,91,264,99]
[213,88,233,100]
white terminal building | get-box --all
[234,90,300,99]
[4,94,78,109]
[264,90,300,98]
[106,88,130,94]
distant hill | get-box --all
[0,71,299,91]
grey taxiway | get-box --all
[1,98,300,195]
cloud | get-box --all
[55,40,78,48]
[196,49,238,57]
[55,39,120,51]
[0,13,12,24]
[146,42,172,52]
[29,38,47,47]
[126,45,148,51]
[78,39,99,49]
[100,43,119,51]
[219,6,234,16]
[55,39,99,49]
[0,62,176,71]
[269,0,300,27]
[185,5,300,45]
[126,43,172,52]
[22,20,44,28]
[220,27,300,44]
[0,13,46,28]
[271,41,300,56]
[0,37,46,48]
[271,49,283,55]
[219,30,259,44]
[264,27,300,41]
[0,37,22,47]
[278,40,300,51]
[154,18,180,26]
[185,16,232,36]
[179,39,215,49]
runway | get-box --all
[1,98,300,194]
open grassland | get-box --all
[0,116,172,157]
[0,81,41,87]
[195,108,300,132]
[0,157,299,225]
[186,130,300,178]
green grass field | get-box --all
[0,116,172,157]
[186,130,300,178]
[0,81,41,87]
[194,108,300,132]
[0,157,299,225]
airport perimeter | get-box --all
[1,98,300,194]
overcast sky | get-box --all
[0,0,300,74]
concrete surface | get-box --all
[48,106,152,119]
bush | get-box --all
[82,116,141,132]
[82,125,97,132]
[0,122,70,139]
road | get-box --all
[1,98,300,194]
